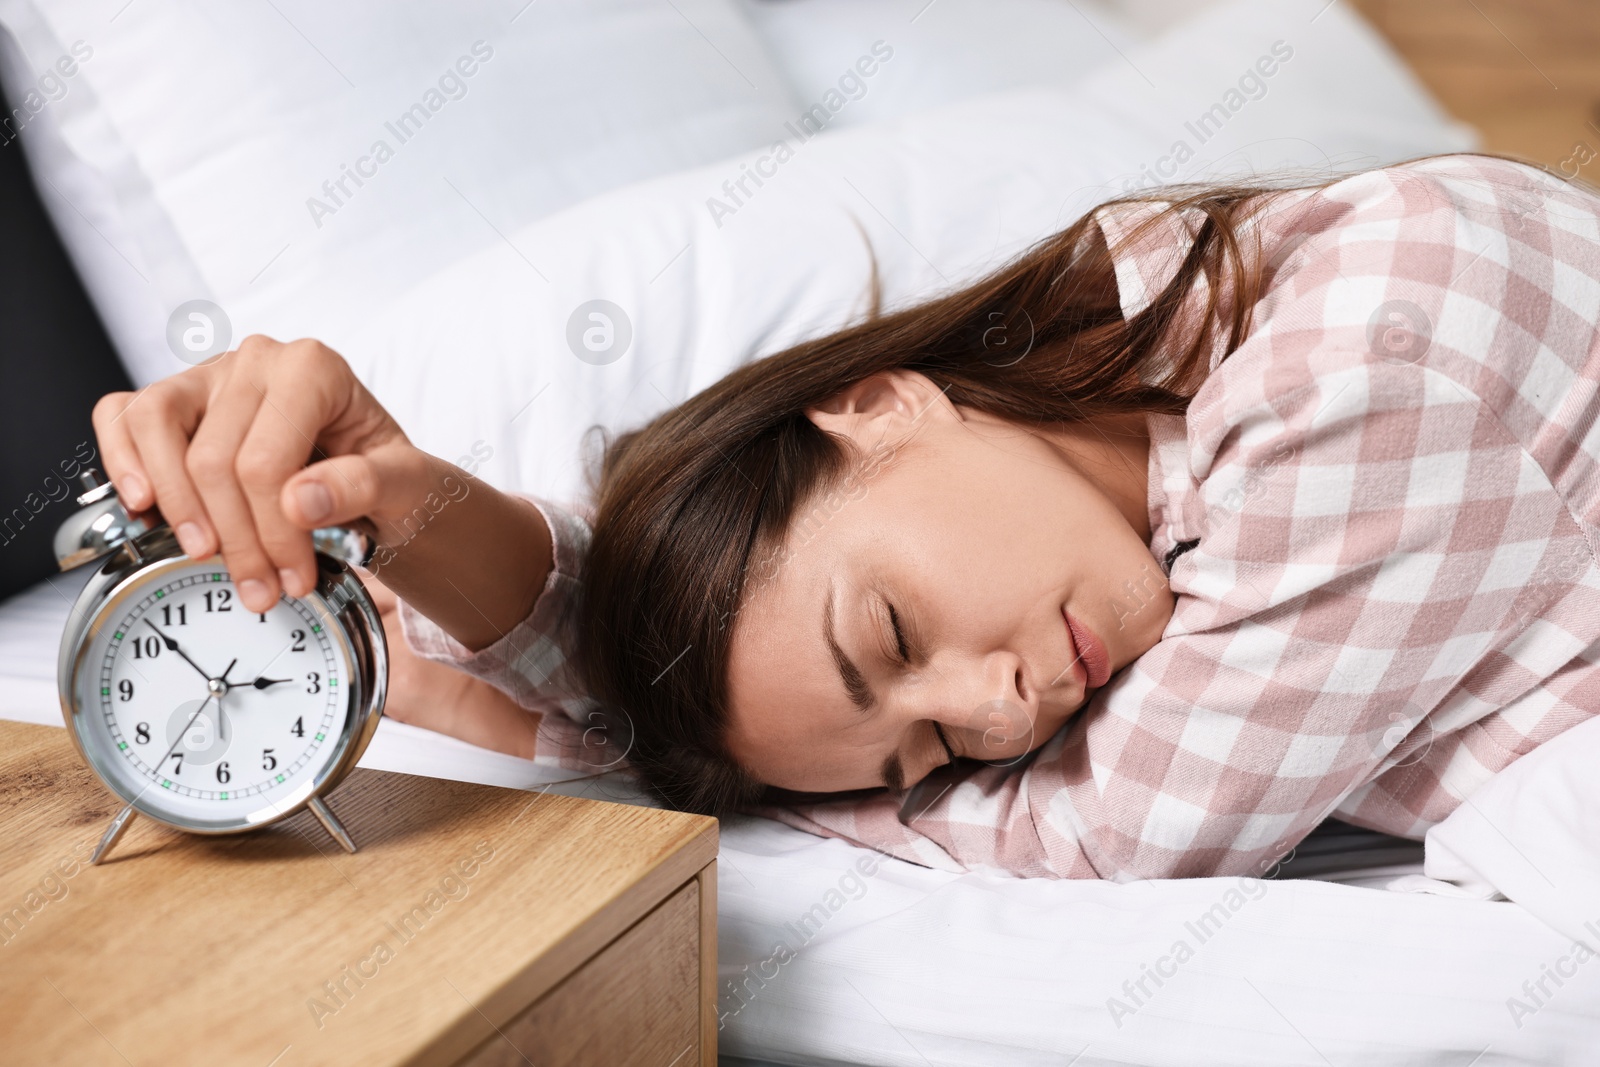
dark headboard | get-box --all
[0,75,134,602]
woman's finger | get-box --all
[120,377,218,559]
[90,391,151,510]
[233,349,342,599]
[184,363,279,612]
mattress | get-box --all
[8,573,1600,1067]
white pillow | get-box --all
[0,0,800,386]
[1101,0,1231,36]
[342,0,1476,505]
[737,0,1144,129]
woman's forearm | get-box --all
[364,450,553,653]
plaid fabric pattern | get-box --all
[402,156,1600,880]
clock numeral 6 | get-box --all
[216,761,231,784]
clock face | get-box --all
[73,560,357,828]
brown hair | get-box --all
[576,179,1308,815]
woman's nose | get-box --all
[911,649,1038,761]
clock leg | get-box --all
[308,796,358,853]
[90,803,137,865]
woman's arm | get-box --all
[91,335,547,653]
[355,455,552,653]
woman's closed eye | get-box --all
[887,602,911,664]
[873,597,953,777]
[882,604,959,768]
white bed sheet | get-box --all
[7,575,1600,1067]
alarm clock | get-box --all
[54,469,387,864]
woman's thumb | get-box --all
[281,445,413,530]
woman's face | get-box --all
[725,370,1176,794]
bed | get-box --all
[4,1,1598,1063]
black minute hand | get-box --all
[143,619,213,683]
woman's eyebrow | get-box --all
[823,585,908,792]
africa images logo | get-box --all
[1121,40,1295,194]
[304,42,495,228]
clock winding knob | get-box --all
[53,469,154,572]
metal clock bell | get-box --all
[54,470,387,864]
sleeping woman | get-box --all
[91,153,1600,879]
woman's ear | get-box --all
[805,371,954,448]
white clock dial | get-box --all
[78,562,354,826]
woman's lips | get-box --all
[1063,609,1112,689]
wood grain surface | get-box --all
[456,880,700,1067]
[0,720,717,1067]
[1352,0,1600,173]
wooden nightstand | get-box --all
[0,720,718,1066]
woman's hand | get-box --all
[93,336,553,651]
[94,336,414,611]
[92,335,424,613]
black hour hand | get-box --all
[248,677,292,690]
